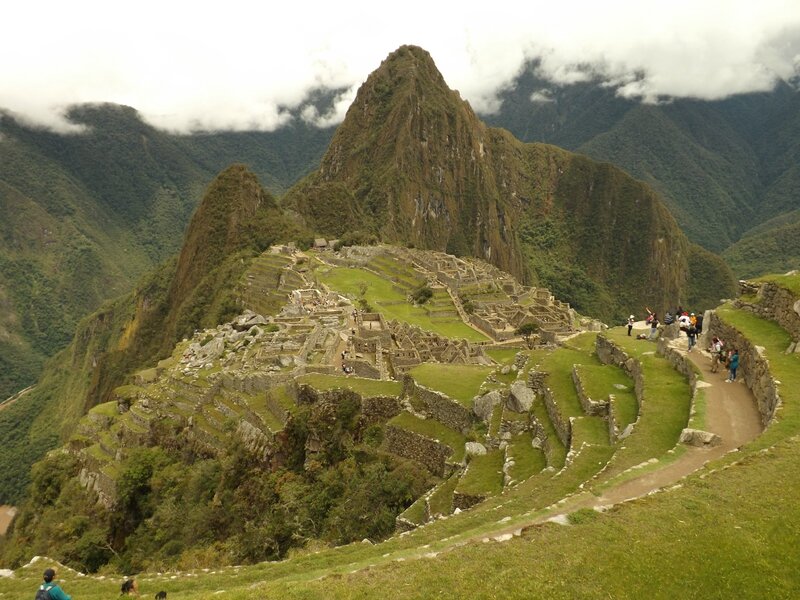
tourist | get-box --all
[36,568,71,600]
[678,312,691,332]
[726,349,740,382]
[695,313,704,334]
[648,313,659,340]
[709,337,723,373]
[687,324,697,351]
[627,314,635,336]
[121,578,139,595]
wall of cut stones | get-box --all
[736,281,800,343]
[402,376,472,433]
[707,312,782,427]
[384,425,456,477]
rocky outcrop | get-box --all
[507,382,535,413]
[473,390,503,423]
[679,428,722,447]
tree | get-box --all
[515,322,540,349]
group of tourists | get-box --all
[709,336,740,382]
[35,568,167,598]
[630,306,742,383]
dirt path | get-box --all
[587,341,762,505]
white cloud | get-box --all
[2,0,799,132]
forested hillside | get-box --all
[0,107,331,400]
[485,64,800,262]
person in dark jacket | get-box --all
[37,568,71,600]
[726,349,740,382]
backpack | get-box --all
[35,584,53,600]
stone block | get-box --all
[507,382,534,413]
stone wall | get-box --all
[735,281,800,342]
[595,336,645,402]
[571,365,609,417]
[707,312,782,427]
[350,359,381,379]
[78,465,116,508]
[361,395,402,422]
[384,425,455,477]
[402,376,473,433]
[542,387,571,447]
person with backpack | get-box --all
[726,349,740,383]
[709,337,723,373]
[36,568,71,600]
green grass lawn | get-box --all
[485,347,521,365]
[397,494,428,526]
[316,266,487,342]
[427,473,459,517]
[506,432,547,483]
[455,449,505,497]
[296,374,402,398]
[574,363,638,430]
[409,364,494,406]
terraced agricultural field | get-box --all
[315,264,487,342]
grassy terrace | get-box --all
[588,328,693,490]
[397,492,428,526]
[506,432,546,483]
[315,265,488,342]
[409,364,494,406]
[427,473,459,517]
[485,347,520,365]
[387,411,466,463]
[529,333,604,428]
[4,309,798,597]
[754,271,800,295]
[267,384,298,414]
[532,401,567,470]
[575,363,638,430]
[455,449,505,497]
[296,374,402,398]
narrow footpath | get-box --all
[593,339,762,505]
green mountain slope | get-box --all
[0,165,301,504]
[286,45,734,322]
[484,64,800,262]
[0,107,331,401]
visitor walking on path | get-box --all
[627,315,635,336]
[36,568,71,600]
[709,337,723,373]
[726,349,740,382]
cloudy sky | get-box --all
[3,0,800,133]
